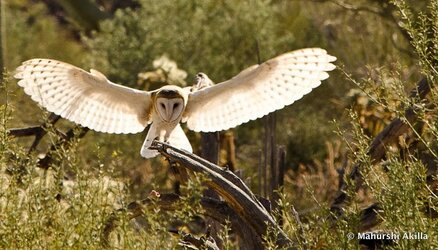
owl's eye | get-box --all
[173,103,179,109]
[160,103,165,109]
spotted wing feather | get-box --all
[14,59,152,134]
[183,48,336,132]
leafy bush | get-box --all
[1,0,437,249]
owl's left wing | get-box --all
[14,59,152,134]
[183,48,336,132]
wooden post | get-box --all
[200,132,222,247]
[255,43,278,199]
[223,132,236,171]
[264,112,277,199]
[200,132,221,200]
[201,132,220,164]
[277,146,286,188]
[272,145,286,212]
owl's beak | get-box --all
[164,104,173,122]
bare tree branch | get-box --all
[7,112,89,169]
[8,113,61,152]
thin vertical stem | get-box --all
[264,116,269,197]
[258,149,262,196]
[269,112,277,198]
[0,0,5,81]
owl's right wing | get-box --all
[183,48,336,132]
[14,59,152,134]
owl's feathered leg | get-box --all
[140,123,192,158]
[140,123,160,158]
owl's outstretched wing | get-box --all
[14,59,152,134]
[183,48,336,132]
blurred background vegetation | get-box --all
[0,0,436,249]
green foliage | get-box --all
[1,0,438,249]
[84,0,316,85]
[392,0,437,77]
[57,0,110,32]
[5,0,86,69]
[276,1,438,249]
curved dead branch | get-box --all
[102,140,294,249]
[149,141,294,248]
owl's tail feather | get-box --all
[140,123,193,159]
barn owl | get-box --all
[14,48,336,158]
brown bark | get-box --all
[201,132,220,164]
[264,112,277,199]
[223,132,236,171]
